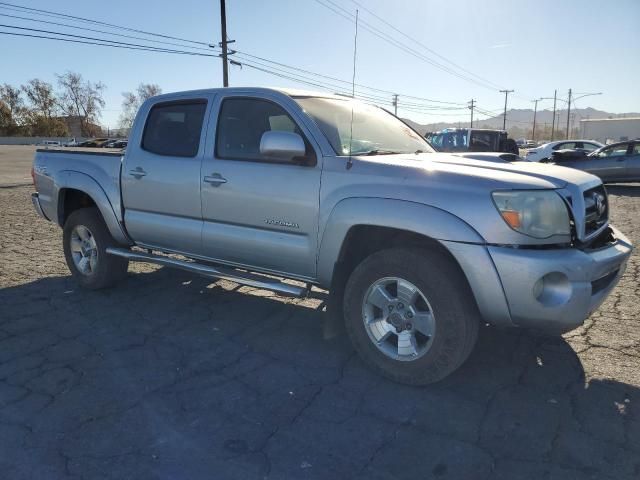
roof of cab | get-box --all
[146,86,348,102]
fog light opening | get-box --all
[534,272,572,307]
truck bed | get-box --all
[33,148,125,227]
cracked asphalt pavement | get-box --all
[1,154,639,478]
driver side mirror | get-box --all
[260,131,306,163]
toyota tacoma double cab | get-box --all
[31,87,632,385]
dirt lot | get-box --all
[1,146,639,479]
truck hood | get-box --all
[355,152,601,190]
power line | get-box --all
[0,12,215,52]
[2,3,495,114]
[0,30,217,57]
[347,0,504,90]
[312,0,503,92]
[234,50,465,105]
[0,24,217,56]
[2,2,470,108]
[0,1,210,45]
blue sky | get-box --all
[2,0,639,129]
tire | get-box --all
[343,247,479,385]
[63,207,128,290]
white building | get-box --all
[580,117,640,144]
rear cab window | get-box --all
[142,100,207,157]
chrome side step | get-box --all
[106,247,308,297]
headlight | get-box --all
[492,190,570,239]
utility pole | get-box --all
[565,88,572,139]
[500,89,514,130]
[551,89,557,141]
[532,98,540,141]
[392,94,398,116]
[468,99,475,127]
[219,0,229,87]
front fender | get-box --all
[316,197,513,326]
[317,197,484,286]
[55,170,131,245]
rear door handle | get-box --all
[129,167,147,178]
[203,173,227,186]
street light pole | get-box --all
[551,90,557,141]
[565,88,572,139]
[500,89,514,130]
[565,91,602,138]
[469,98,475,127]
[532,98,541,141]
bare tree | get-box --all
[0,84,25,125]
[119,83,162,130]
[21,79,58,120]
[20,79,68,136]
[57,71,106,137]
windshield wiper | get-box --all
[364,149,401,156]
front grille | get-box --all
[583,185,608,237]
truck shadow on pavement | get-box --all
[1,267,639,479]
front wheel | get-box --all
[343,247,479,385]
[63,207,128,289]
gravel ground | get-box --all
[1,171,639,479]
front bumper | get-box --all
[31,192,49,220]
[488,225,632,332]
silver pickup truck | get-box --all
[31,87,632,385]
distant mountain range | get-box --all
[403,107,640,135]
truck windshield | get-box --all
[294,96,433,156]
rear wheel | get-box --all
[343,247,479,385]
[63,208,128,289]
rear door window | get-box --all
[142,100,207,157]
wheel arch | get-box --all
[317,197,485,288]
[317,197,514,329]
[55,171,131,245]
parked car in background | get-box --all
[77,138,110,148]
[30,87,632,385]
[101,139,128,149]
[526,139,603,162]
[426,128,519,154]
[526,140,536,148]
[549,141,640,183]
[63,138,79,147]
[37,140,61,147]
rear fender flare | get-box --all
[55,170,130,245]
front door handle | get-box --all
[129,167,147,178]
[203,173,227,186]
